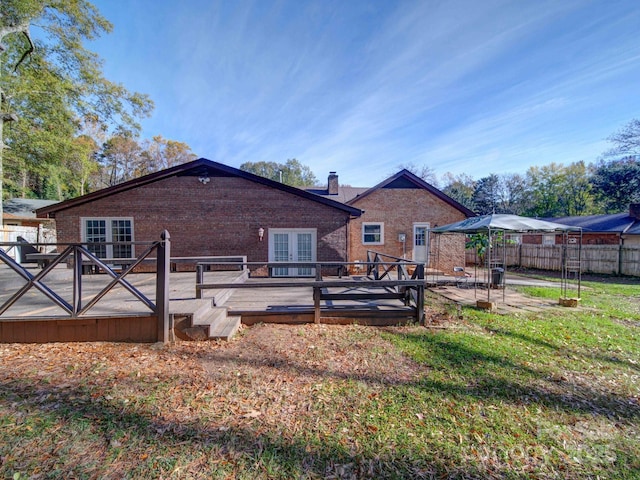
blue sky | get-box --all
[88,0,640,187]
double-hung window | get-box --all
[82,218,134,259]
[362,222,384,245]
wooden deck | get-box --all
[1,265,419,337]
[199,276,418,326]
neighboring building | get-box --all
[308,170,475,272]
[36,159,361,276]
[522,204,640,246]
[3,198,58,228]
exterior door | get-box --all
[269,229,316,277]
[413,223,430,264]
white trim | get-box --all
[412,223,430,263]
[542,234,555,246]
[81,217,135,258]
[268,228,317,277]
[362,222,384,245]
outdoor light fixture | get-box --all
[198,176,210,184]
[258,227,264,242]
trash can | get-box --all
[491,268,504,288]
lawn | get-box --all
[0,276,638,479]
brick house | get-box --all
[307,170,475,273]
[36,159,361,276]
[3,198,58,228]
[520,204,640,246]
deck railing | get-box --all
[0,231,171,343]
[195,259,426,324]
[366,250,421,281]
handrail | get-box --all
[195,259,425,325]
[366,250,422,281]
[0,231,172,343]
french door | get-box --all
[269,229,316,277]
[413,223,430,264]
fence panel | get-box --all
[467,244,640,276]
[621,247,640,276]
[579,246,618,274]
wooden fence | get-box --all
[466,244,640,276]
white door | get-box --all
[269,229,316,277]
[413,223,430,264]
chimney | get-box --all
[630,203,640,220]
[328,171,339,195]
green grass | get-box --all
[1,276,639,479]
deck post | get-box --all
[156,230,171,343]
[72,245,83,316]
[416,263,425,325]
[416,284,425,325]
[313,286,321,324]
[196,264,203,299]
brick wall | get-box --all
[348,188,469,273]
[53,175,350,272]
[522,233,620,245]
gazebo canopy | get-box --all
[432,214,579,234]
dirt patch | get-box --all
[199,323,429,387]
[0,323,431,439]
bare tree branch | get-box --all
[13,29,34,72]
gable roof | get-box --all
[305,186,369,204]
[545,212,640,235]
[36,158,362,217]
[345,169,475,217]
[4,198,59,218]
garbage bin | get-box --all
[491,267,504,288]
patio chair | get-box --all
[453,266,470,288]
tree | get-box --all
[0,0,154,217]
[98,131,143,187]
[561,161,594,216]
[240,159,317,186]
[138,135,197,176]
[524,164,567,217]
[472,174,501,215]
[592,119,640,212]
[602,118,640,159]
[499,173,528,215]
[591,157,640,213]
[65,134,100,197]
[395,162,439,186]
[441,172,476,212]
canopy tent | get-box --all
[431,214,580,234]
[432,214,582,306]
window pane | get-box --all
[85,220,107,258]
[273,233,289,262]
[363,224,382,243]
[111,220,132,258]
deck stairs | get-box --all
[169,269,248,341]
[170,298,241,341]
[207,268,249,305]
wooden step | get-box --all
[192,306,227,326]
[207,269,249,306]
[169,298,213,318]
[208,315,241,341]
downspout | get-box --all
[346,215,351,264]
